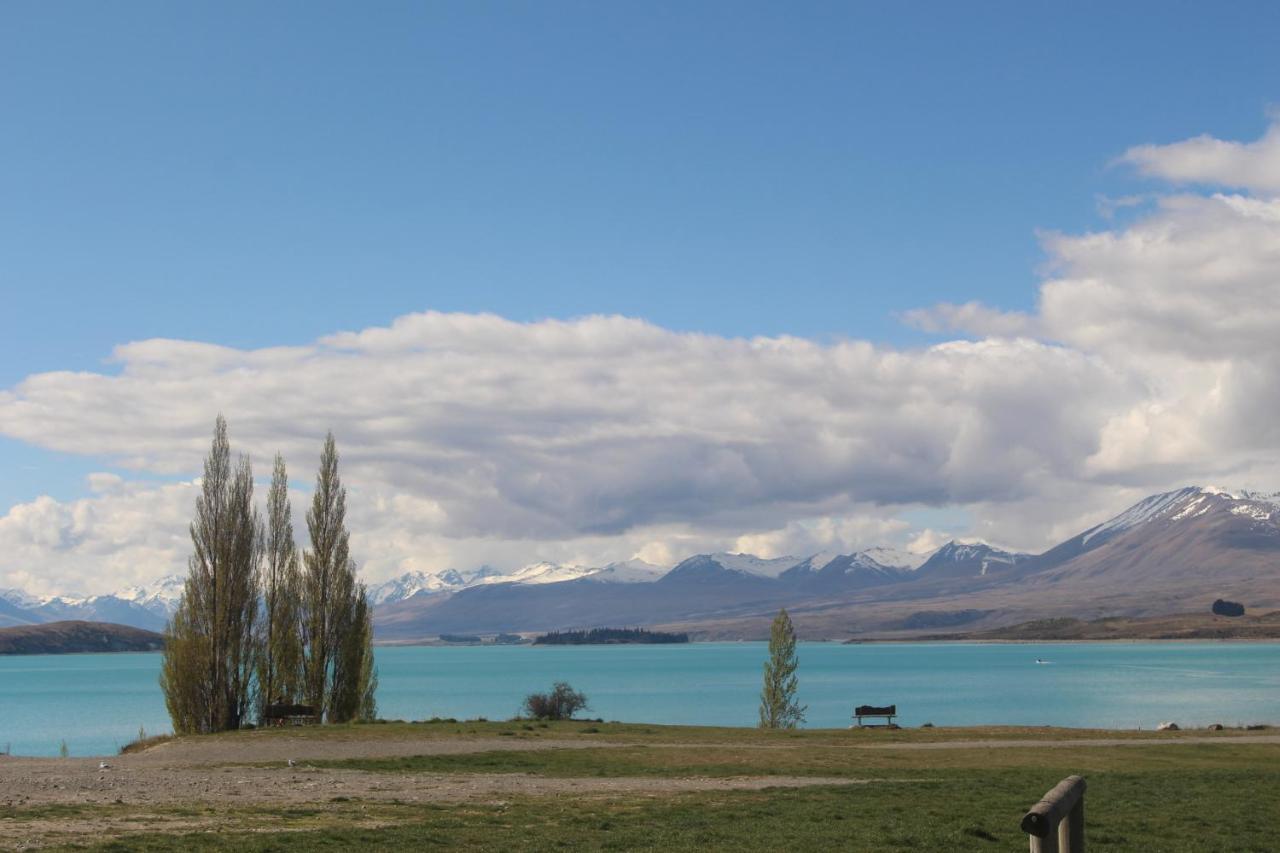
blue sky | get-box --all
[5,2,1280,591]
[5,1,1276,379]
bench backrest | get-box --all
[854,704,896,716]
[264,703,317,719]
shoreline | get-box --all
[2,635,1280,653]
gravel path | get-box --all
[0,732,874,811]
[0,762,869,809]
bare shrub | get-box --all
[522,682,589,720]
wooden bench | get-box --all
[853,704,896,727]
[263,703,318,727]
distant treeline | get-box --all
[438,633,528,645]
[533,628,689,645]
[439,634,483,644]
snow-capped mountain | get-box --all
[859,545,930,571]
[1027,486,1280,572]
[702,553,801,578]
[368,566,506,604]
[0,588,46,610]
[368,571,443,605]
[115,575,187,617]
[1077,486,1205,547]
[13,594,169,632]
[778,550,909,591]
[1027,485,1280,584]
[913,541,1030,580]
[583,559,667,583]
[478,561,601,585]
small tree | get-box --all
[759,608,806,729]
[523,682,589,720]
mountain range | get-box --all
[5,486,1279,639]
[373,486,1280,639]
[0,575,187,632]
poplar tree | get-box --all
[758,608,806,730]
[161,416,261,733]
[256,453,304,716]
[301,433,378,722]
[328,565,378,723]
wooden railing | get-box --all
[1020,775,1086,853]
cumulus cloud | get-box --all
[0,312,1133,591]
[0,314,1129,551]
[1121,120,1280,194]
[0,479,195,596]
[9,120,1280,594]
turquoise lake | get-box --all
[2,642,1278,757]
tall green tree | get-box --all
[161,416,261,733]
[301,433,378,722]
[329,567,378,723]
[758,608,806,730]
[256,453,304,717]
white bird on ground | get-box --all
[98,762,111,770]
[287,758,296,768]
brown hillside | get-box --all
[0,620,164,655]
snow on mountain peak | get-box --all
[1080,487,1203,545]
[585,559,666,583]
[469,562,582,586]
[1080,485,1280,548]
[368,566,512,604]
[804,552,842,571]
[709,552,801,578]
[0,588,45,609]
[859,545,929,571]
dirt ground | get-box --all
[5,730,1276,810]
[0,732,875,850]
[0,733,877,812]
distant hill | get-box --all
[0,621,165,655]
[926,611,1280,641]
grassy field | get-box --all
[8,721,1277,852]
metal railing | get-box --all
[1020,775,1086,853]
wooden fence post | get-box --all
[1021,775,1086,853]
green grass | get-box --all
[304,740,1280,778]
[13,722,1278,852]
[41,768,1280,852]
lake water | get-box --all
[2,642,1278,757]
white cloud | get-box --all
[899,301,1037,338]
[731,514,913,560]
[8,120,1280,594]
[0,479,195,596]
[1121,120,1280,194]
[0,315,1129,592]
